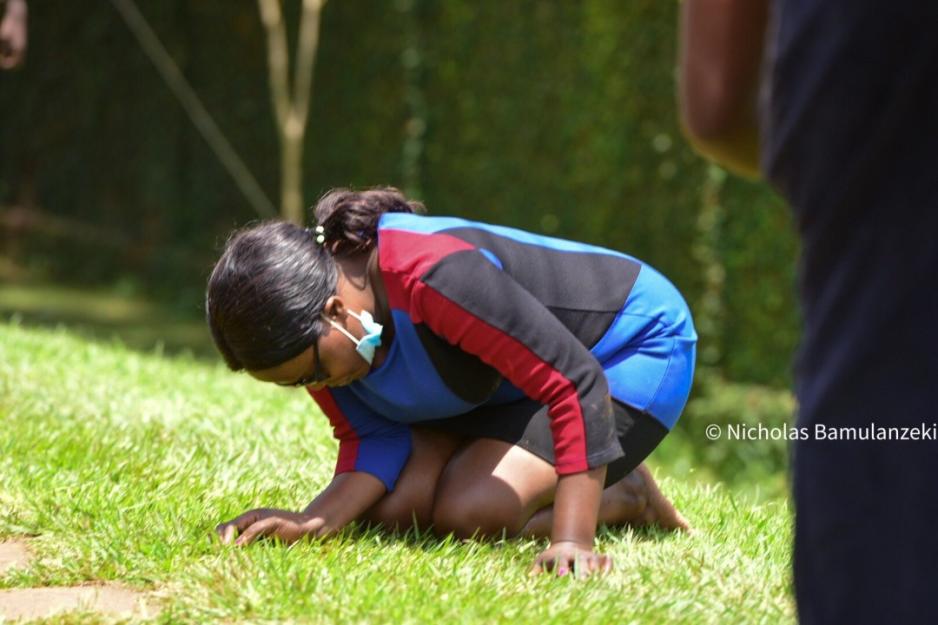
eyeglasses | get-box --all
[280,339,329,387]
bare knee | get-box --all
[431,483,526,539]
[364,427,462,532]
[430,439,556,539]
[432,496,516,539]
[366,491,432,532]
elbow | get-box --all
[680,75,750,144]
[678,0,769,150]
[679,79,763,179]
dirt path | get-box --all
[0,586,155,620]
[0,540,31,573]
[0,540,156,620]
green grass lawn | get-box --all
[0,320,795,624]
[0,281,215,359]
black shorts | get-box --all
[421,398,668,487]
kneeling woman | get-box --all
[207,188,696,576]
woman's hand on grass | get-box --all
[536,467,609,577]
[530,541,612,578]
[216,508,322,546]
[216,474,385,548]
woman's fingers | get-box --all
[600,553,614,573]
[218,523,237,544]
[588,553,614,576]
[581,553,613,577]
[215,509,269,544]
[234,517,282,547]
[530,549,613,578]
[216,509,313,546]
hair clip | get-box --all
[314,224,325,245]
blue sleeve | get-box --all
[307,386,412,492]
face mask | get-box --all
[324,309,383,365]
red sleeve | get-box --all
[396,250,618,474]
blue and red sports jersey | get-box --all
[309,213,697,491]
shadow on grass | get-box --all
[0,281,217,360]
[341,520,683,554]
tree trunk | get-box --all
[281,117,305,226]
[258,0,326,225]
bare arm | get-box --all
[301,471,386,534]
[529,466,611,576]
[0,0,28,70]
[551,467,606,545]
[217,471,386,545]
[678,0,770,178]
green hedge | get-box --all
[656,368,795,495]
[0,0,800,386]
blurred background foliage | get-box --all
[1,0,801,478]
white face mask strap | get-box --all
[322,314,360,346]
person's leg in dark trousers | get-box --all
[795,437,938,624]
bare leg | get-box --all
[519,463,690,538]
[360,426,463,531]
[431,438,689,539]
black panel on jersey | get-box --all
[419,249,620,468]
[437,227,640,349]
[414,322,504,404]
[422,398,665,486]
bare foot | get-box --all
[605,464,691,531]
[516,463,692,539]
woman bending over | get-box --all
[207,187,695,576]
